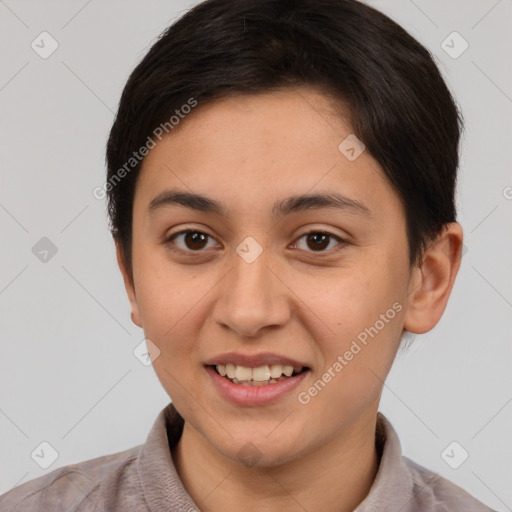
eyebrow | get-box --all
[148,189,372,219]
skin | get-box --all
[116,86,463,512]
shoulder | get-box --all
[402,456,497,512]
[0,445,142,512]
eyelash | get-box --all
[164,229,348,257]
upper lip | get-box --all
[204,352,309,368]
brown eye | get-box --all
[167,230,218,253]
[293,231,346,253]
[306,233,330,251]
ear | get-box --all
[403,222,464,334]
[115,240,143,328]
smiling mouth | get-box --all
[210,363,308,386]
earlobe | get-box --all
[115,240,143,328]
[403,222,463,334]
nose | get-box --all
[212,247,291,338]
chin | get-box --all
[219,432,307,469]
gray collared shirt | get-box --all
[0,403,496,511]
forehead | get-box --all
[134,87,403,223]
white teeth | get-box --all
[282,365,293,377]
[232,376,286,385]
[215,363,304,384]
[235,365,252,381]
[252,365,271,381]
[269,364,283,379]
[226,363,236,379]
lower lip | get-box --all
[205,366,309,407]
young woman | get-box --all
[0,0,497,510]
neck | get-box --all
[172,408,380,512]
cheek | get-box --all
[295,272,405,421]
[132,252,201,352]
[304,259,406,379]
[312,267,402,338]
[135,267,207,398]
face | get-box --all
[120,87,418,467]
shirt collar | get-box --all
[136,403,194,512]
[137,402,416,512]
[355,412,417,511]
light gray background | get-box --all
[1,0,511,510]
